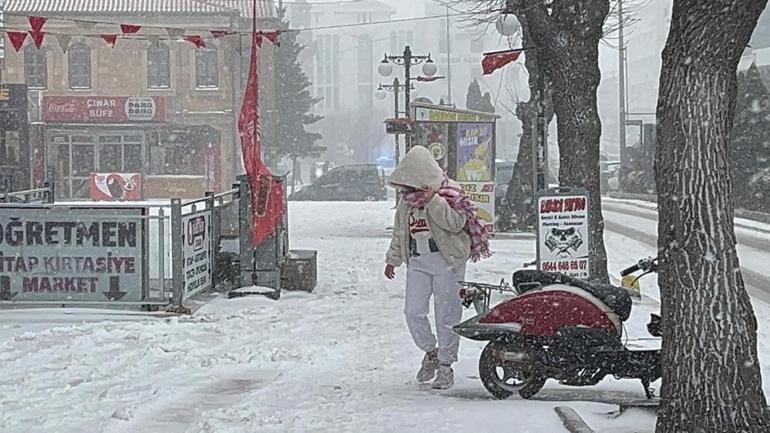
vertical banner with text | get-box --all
[182,211,212,299]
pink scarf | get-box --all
[402,177,492,263]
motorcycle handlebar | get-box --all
[621,257,659,276]
[620,263,641,277]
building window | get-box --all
[357,35,371,84]
[195,47,219,88]
[68,43,92,89]
[147,44,171,89]
[24,44,48,89]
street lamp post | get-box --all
[376,77,414,167]
[378,45,436,150]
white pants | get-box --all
[404,251,466,365]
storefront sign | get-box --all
[460,182,495,234]
[0,207,144,302]
[457,123,494,182]
[42,96,166,123]
[415,107,494,123]
[537,189,590,279]
[182,211,211,298]
[89,173,143,201]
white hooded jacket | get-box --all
[385,146,471,272]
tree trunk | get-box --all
[523,0,610,283]
[655,1,770,432]
[499,15,555,233]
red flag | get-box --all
[183,35,206,48]
[238,29,285,246]
[28,16,47,32]
[7,32,27,52]
[482,49,524,75]
[29,31,45,48]
[210,30,230,39]
[101,34,118,47]
[120,24,142,34]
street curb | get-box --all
[605,192,770,225]
[554,406,596,433]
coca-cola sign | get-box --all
[42,96,166,123]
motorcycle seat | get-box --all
[512,270,632,321]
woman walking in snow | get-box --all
[384,146,491,390]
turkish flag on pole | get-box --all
[482,49,524,75]
[238,3,285,247]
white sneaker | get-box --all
[432,365,454,389]
[416,352,440,382]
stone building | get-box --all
[2,0,277,199]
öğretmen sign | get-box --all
[536,189,591,279]
[0,207,144,302]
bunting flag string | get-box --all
[7,31,27,52]
[28,16,47,32]
[29,30,45,48]
[183,35,205,48]
[100,34,118,47]
[120,24,142,34]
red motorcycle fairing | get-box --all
[453,284,621,341]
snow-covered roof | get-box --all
[3,0,275,18]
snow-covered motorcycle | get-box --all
[454,258,662,399]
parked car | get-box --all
[601,161,621,193]
[289,164,387,201]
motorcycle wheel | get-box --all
[479,339,546,400]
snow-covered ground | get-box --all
[1,200,768,433]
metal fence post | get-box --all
[238,176,253,288]
[158,206,166,301]
[171,198,184,307]
[206,194,217,295]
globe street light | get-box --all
[378,46,435,149]
[377,59,393,78]
[496,13,521,36]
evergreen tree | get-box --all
[731,62,770,211]
[268,8,324,189]
[465,79,483,111]
[465,79,495,113]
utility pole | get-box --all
[617,0,627,193]
[446,6,452,105]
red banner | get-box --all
[42,96,166,123]
[482,49,524,75]
[238,25,283,246]
[89,173,143,201]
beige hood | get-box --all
[389,146,445,191]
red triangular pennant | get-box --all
[183,35,206,48]
[101,34,118,47]
[210,30,229,39]
[29,31,45,48]
[482,49,524,75]
[120,24,142,34]
[262,31,280,46]
[28,16,47,32]
[7,32,28,52]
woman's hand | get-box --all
[420,186,436,201]
[384,264,396,280]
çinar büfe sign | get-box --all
[537,191,590,279]
[0,207,144,302]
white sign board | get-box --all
[537,192,590,279]
[0,206,144,302]
[182,211,211,298]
